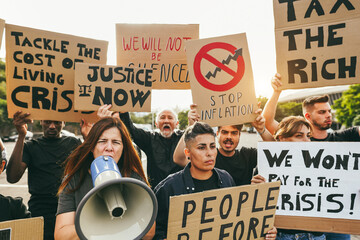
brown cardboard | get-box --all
[5,24,108,122]
[275,216,360,235]
[185,33,258,127]
[167,181,280,240]
[0,19,5,49]
[0,217,43,240]
[116,24,199,89]
[74,63,152,112]
[274,0,360,89]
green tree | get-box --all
[258,95,302,122]
[257,96,268,109]
[333,84,360,127]
[352,115,360,126]
[275,101,303,122]
[130,112,154,128]
[178,110,189,130]
[0,59,14,135]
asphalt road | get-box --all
[1,134,360,239]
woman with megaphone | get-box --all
[55,117,156,240]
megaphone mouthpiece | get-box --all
[100,184,127,219]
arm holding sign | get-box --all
[119,112,153,153]
[173,104,199,167]
[265,227,277,240]
[252,108,275,141]
[80,119,93,140]
[263,73,282,135]
[251,174,266,184]
[6,111,31,183]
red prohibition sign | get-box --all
[193,42,245,92]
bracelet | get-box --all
[258,128,266,135]
[1,149,7,160]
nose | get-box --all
[326,111,332,118]
[206,148,215,157]
[303,136,311,142]
[49,122,56,128]
[105,142,113,152]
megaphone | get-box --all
[75,155,158,240]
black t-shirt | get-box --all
[192,173,219,193]
[215,148,257,186]
[311,126,360,142]
[22,136,81,215]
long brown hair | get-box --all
[58,117,148,195]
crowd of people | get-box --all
[0,74,359,240]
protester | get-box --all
[263,73,360,142]
[55,117,154,239]
[155,122,277,239]
[262,73,359,240]
[97,104,197,188]
[302,94,360,141]
[252,116,325,240]
[173,105,274,186]
[0,138,31,222]
[6,111,83,240]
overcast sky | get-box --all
[0,0,277,111]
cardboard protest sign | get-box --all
[6,24,108,122]
[274,0,360,89]
[0,217,43,240]
[74,63,152,112]
[186,33,258,127]
[167,181,280,240]
[0,19,5,49]
[258,142,360,234]
[116,24,199,89]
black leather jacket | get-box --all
[153,163,235,240]
[120,112,183,188]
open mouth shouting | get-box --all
[160,124,174,138]
[223,139,234,149]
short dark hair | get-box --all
[184,122,215,146]
[302,94,329,113]
[218,124,243,132]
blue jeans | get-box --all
[325,233,350,240]
[277,232,326,240]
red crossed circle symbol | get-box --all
[193,42,245,92]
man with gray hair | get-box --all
[98,104,197,188]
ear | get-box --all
[184,148,190,160]
[175,121,179,127]
[304,112,311,121]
